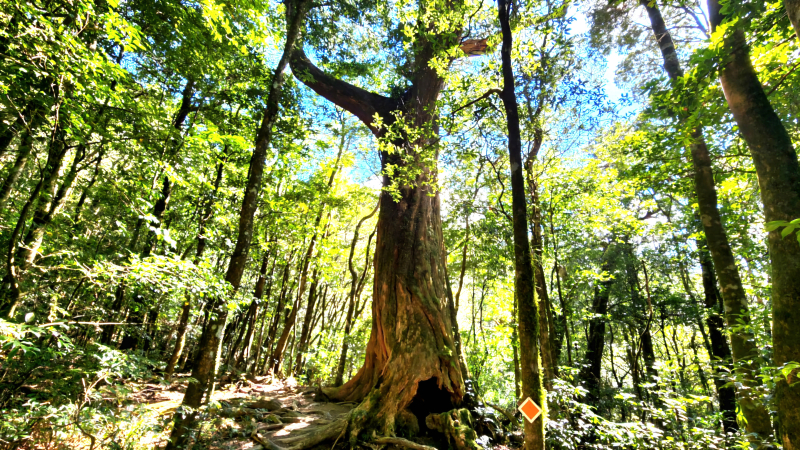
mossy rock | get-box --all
[425,409,480,450]
[396,409,419,437]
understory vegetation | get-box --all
[1,0,800,448]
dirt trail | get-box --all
[126,376,353,450]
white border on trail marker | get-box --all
[518,397,542,423]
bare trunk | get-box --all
[0,113,44,212]
[165,294,192,379]
[697,237,739,433]
[249,256,276,373]
[165,157,226,376]
[334,203,378,386]
[645,1,774,438]
[270,232,320,374]
[579,244,614,408]
[292,274,319,374]
[708,2,800,445]
[498,0,545,446]
[71,148,105,224]
[786,0,800,43]
[265,253,296,367]
[527,170,555,387]
[236,250,271,369]
[165,3,308,447]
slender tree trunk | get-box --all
[334,203,378,386]
[644,1,774,439]
[0,113,24,159]
[165,293,192,379]
[71,147,105,225]
[165,157,226,378]
[16,140,83,269]
[270,240,317,374]
[266,254,296,364]
[526,168,555,387]
[226,308,251,369]
[498,0,545,446]
[1,111,75,316]
[697,237,739,434]
[270,236,319,374]
[293,272,320,374]
[249,256,276,373]
[623,243,660,406]
[0,113,44,212]
[165,3,309,447]
[271,146,342,375]
[579,244,614,408]
[119,81,196,351]
[642,0,772,439]
[236,250,272,370]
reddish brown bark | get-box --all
[288,5,468,443]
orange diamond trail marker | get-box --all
[518,397,542,423]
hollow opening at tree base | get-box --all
[407,377,456,432]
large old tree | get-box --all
[283,0,481,443]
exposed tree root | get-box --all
[252,417,348,450]
[373,436,436,450]
[486,402,518,427]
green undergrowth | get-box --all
[0,320,169,449]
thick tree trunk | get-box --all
[579,244,614,408]
[644,1,774,439]
[287,0,473,443]
[705,10,800,446]
[498,0,545,447]
[165,3,309,447]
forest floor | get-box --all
[127,376,354,450]
[57,376,517,450]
